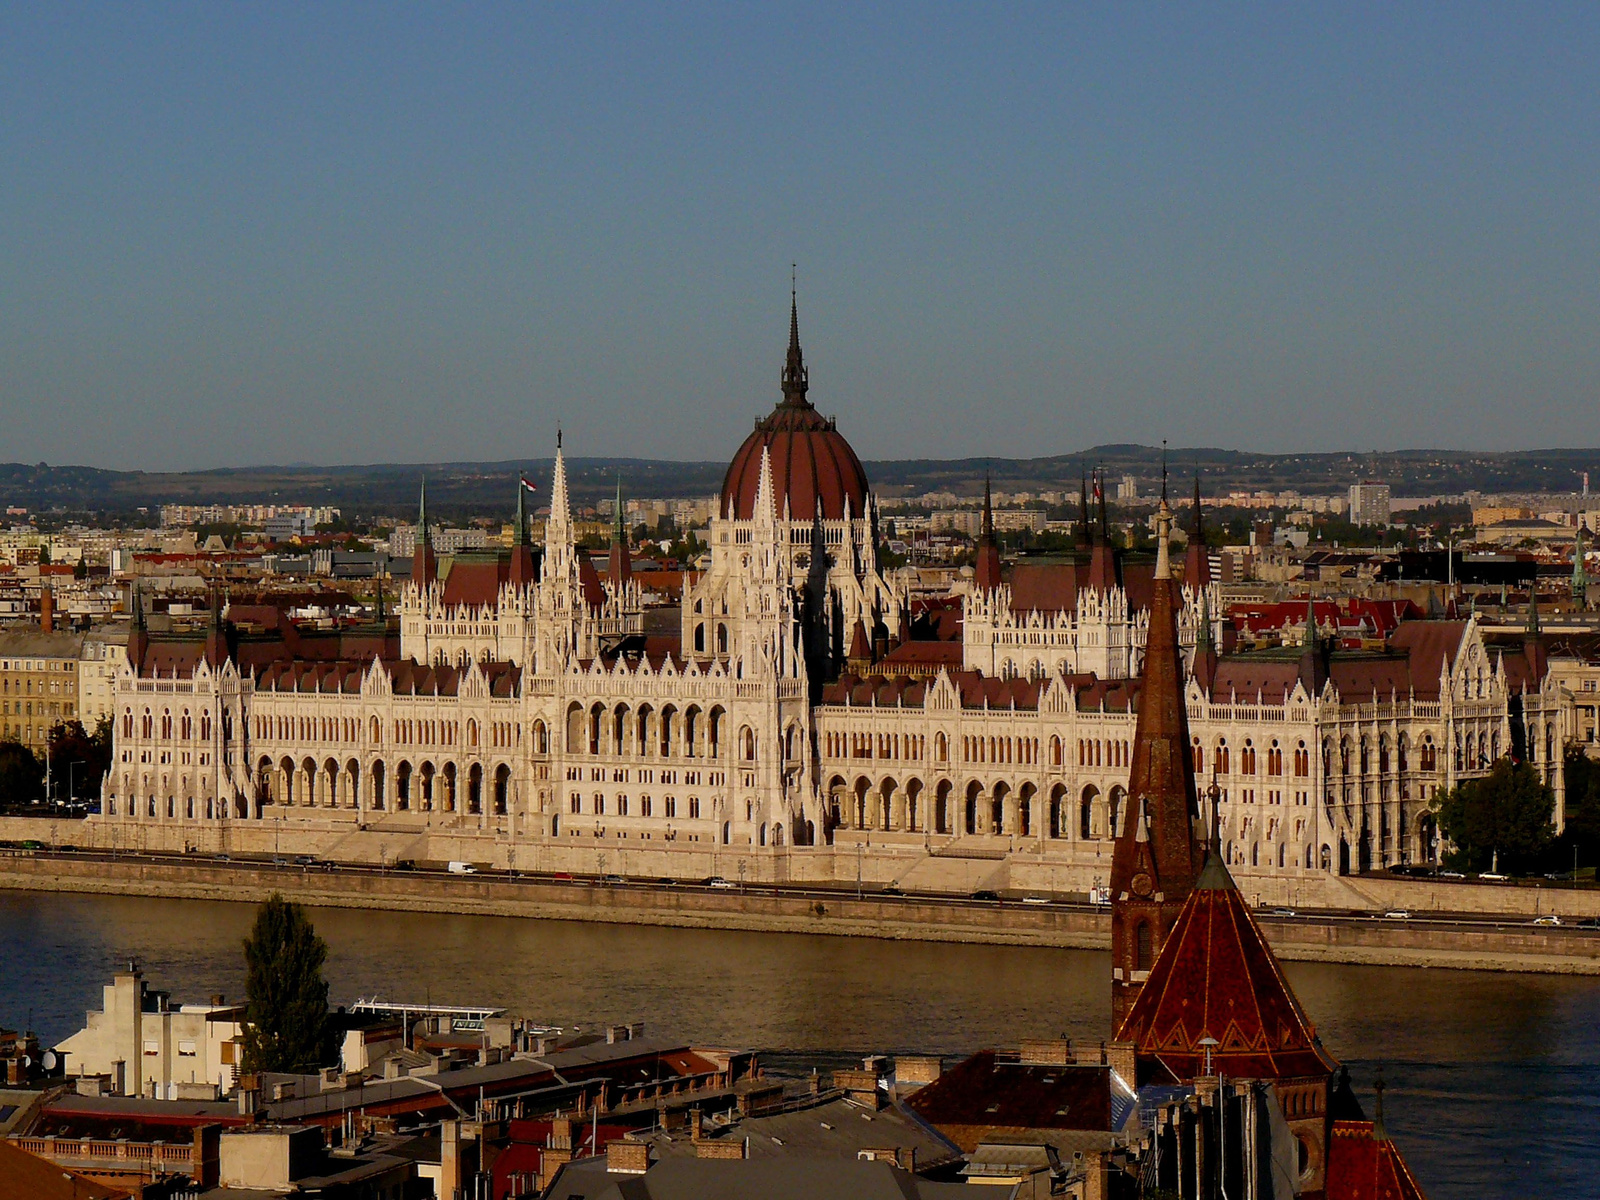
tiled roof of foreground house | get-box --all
[1116,849,1338,1085]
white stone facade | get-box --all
[95,448,1570,886]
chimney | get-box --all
[440,1120,479,1199]
[606,1140,650,1175]
[39,584,52,634]
[549,1115,573,1152]
[689,1109,703,1142]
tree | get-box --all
[1431,758,1555,875]
[1559,746,1600,870]
[47,718,113,802]
[0,741,43,806]
[240,894,332,1073]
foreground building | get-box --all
[92,303,1568,892]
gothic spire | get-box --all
[1110,494,1206,1027]
[976,471,1001,593]
[1184,476,1211,587]
[781,269,810,408]
[607,472,632,586]
[513,470,527,546]
[411,474,437,589]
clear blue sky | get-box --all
[4,4,1599,471]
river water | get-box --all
[1,891,1594,1199]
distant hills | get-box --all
[4,446,1599,520]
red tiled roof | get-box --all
[1208,660,1302,704]
[881,640,963,668]
[1387,622,1466,691]
[1117,854,1337,1085]
[439,557,513,608]
[903,1051,1112,1151]
[1325,1121,1429,1200]
[720,405,870,522]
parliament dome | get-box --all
[720,299,870,522]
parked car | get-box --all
[880,884,905,896]
[1478,872,1509,882]
[294,854,317,866]
[970,889,1001,902]
[1438,870,1465,879]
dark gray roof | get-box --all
[644,1095,959,1169]
[547,1156,975,1200]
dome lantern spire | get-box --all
[781,265,810,408]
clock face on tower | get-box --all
[1131,871,1153,898]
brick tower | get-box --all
[1109,495,1207,1028]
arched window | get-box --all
[1135,923,1153,971]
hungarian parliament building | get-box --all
[95,303,1570,890]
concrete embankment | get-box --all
[1,853,1596,976]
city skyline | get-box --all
[8,6,1600,470]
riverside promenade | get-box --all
[2,847,1597,976]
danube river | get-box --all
[2,891,1595,1199]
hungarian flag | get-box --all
[520,475,537,492]
[1092,476,1103,503]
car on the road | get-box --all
[1478,872,1509,882]
[970,889,1000,902]
[1270,907,1297,918]
[294,854,317,866]
[1531,915,1562,927]
[600,874,626,885]
[703,876,736,889]
[272,856,289,865]
[1021,895,1051,905]
[1438,870,1465,879]
[1575,917,1600,930]
[655,876,678,886]
[881,884,905,896]
[1383,909,1412,920]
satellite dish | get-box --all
[20,1055,30,1068]
[41,1051,57,1070]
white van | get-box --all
[447,861,477,875]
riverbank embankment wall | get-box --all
[1,852,1596,976]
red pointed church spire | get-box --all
[1109,495,1207,1027]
